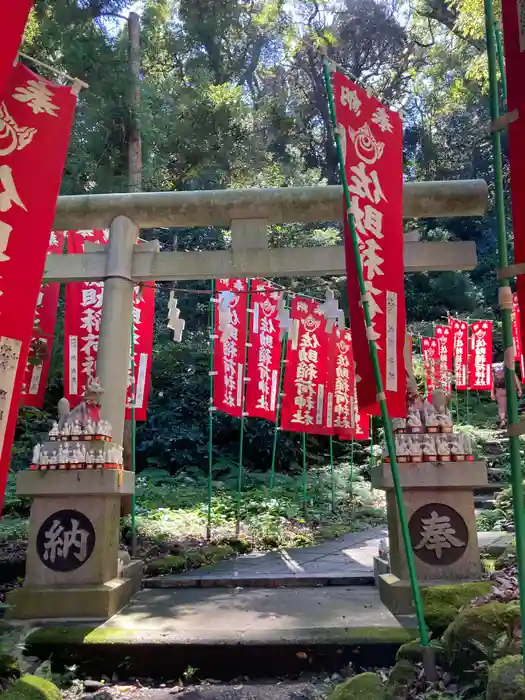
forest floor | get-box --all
[0,464,385,602]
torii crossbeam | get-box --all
[47,180,487,444]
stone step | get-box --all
[474,494,497,509]
[24,587,417,681]
[144,571,375,589]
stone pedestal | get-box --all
[7,470,142,620]
[372,460,487,613]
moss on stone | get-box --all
[0,651,20,678]
[442,601,521,671]
[487,655,525,700]
[4,675,61,700]
[329,672,385,700]
[26,624,417,648]
[146,554,187,575]
[385,660,418,700]
[395,639,422,663]
[495,542,517,570]
[422,581,492,636]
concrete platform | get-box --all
[25,587,416,680]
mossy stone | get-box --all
[442,601,521,671]
[395,639,445,666]
[146,554,187,575]
[329,672,385,700]
[4,675,61,700]
[487,655,525,700]
[0,654,20,679]
[422,581,492,636]
[385,660,418,700]
[495,542,517,570]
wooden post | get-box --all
[122,11,142,516]
[128,11,142,193]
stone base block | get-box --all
[378,573,417,615]
[122,559,143,594]
[373,555,390,587]
[6,577,135,621]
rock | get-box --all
[329,672,385,700]
[495,541,517,570]
[81,692,112,700]
[442,601,521,671]
[422,581,493,636]
[395,640,422,664]
[385,661,418,700]
[83,680,105,692]
[0,654,20,679]
[3,674,61,700]
[487,655,525,700]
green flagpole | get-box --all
[493,21,507,108]
[349,437,355,506]
[235,279,252,536]
[130,302,137,558]
[301,432,308,518]
[269,305,288,495]
[329,435,336,512]
[207,281,216,541]
[322,56,434,678]
[484,0,525,672]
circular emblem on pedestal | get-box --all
[36,509,96,571]
[409,502,468,566]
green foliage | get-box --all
[11,0,506,479]
[3,675,61,700]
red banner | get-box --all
[331,71,407,418]
[244,280,281,421]
[512,293,525,381]
[65,230,154,420]
[469,321,493,391]
[501,4,525,357]
[280,297,331,434]
[421,337,440,395]
[213,278,248,418]
[450,319,468,390]
[21,231,65,407]
[0,2,33,98]
[326,327,354,435]
[126,283,155,421]
[435,325,453,389]
[65,229,107,403]
[0,63,78,511]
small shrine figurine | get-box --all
[436,410,453,433]
[392,417,406,433]
[461,433,475,461]
[382,444,390,463]
[84,419,96,440]
[423,399,439,433]
[56,377,104,431]
[396,434,412,463]
[49,450,58,470]
[450,435,465,462]
[49,422,59,441]
[407,406,423,434]
[409,435,422,463]
[31,444,41,470]
[58,445,69,470]
[71,421,83,441]
[40,450,49,471]
[86,449,95,469]
[95,448,105,469]
[436,435,451,462]
[422,435,437,462]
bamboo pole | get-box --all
[484,0,525,673]
[207,281,216,541]
[235,279,252,536]
[322,57,435,678]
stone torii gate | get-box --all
[7,178,486,620]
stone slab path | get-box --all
[145,526,387,588]
[145,527,513,589]
[100,586,416,645]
